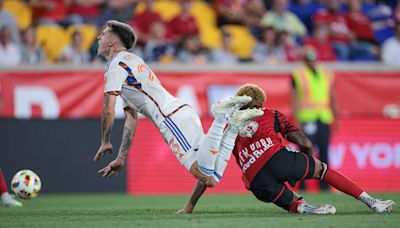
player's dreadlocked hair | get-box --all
[107,20,137,49]
[235,83,266,109]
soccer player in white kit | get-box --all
[93,20,263,187]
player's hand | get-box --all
[93,142,113,161]
[176,207,193,214]
[98,156,125,178]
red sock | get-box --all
[0,170,8,194]
[289,200,305,213]
[323,168,363,199]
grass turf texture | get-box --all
[0,193,398,228]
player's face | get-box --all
[97,27,113,57]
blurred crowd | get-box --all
[1,0,400,67]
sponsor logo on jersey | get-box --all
[239,121,259,138]
[238,137,274,173]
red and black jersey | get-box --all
[232,108,300,188]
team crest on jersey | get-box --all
[239,121,259,138]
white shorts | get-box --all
[159,106,204,171]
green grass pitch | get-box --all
[0,192,398,228]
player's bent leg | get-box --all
[213,126,240,182]
[196,96,254,176]
[313,156,395,213]
[189,162,217,187]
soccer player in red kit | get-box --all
[178,83,394,214]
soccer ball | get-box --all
[11,169,41,199]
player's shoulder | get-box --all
[260,107,274,115]
[109,51,144,69]
[117,51,143,62]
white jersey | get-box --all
[104,51,204,170]
[104,51,185,127]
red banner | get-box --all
[1,70,399,118]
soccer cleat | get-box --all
[211,96,252,119]
[1,192,22,207]
[228,108,264,128]
[369,199,395,213]
[297,203,336,215]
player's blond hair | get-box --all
[235,83,266,109]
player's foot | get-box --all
[228,108,264,127]
[211,96,252,119]
[1,192,22,207]
[297,204,336,215]
[369,199,394,213]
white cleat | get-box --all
[211,96,252,119]
[1,192,22,207]
[297,204,336,215]
[370,199,395,213]
[228,108,264,127]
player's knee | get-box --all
[312,158,328,180]
[313,158,323,179]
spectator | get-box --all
[67,0,105,26]
[394,2,400,23]
[214,0,266,34]
[313,0,354,60]
[59,30,89,64]
[252,26,285,64]
[259,0,307,39]
[0,25,21,67]
[97,0,136,26]
[289,0,324,34]
[167,0,199,44]
[175,34,210,64]
[20,27,45,64]
[361,0,395,45]
[0,0,21,43]
[277,30,302,62]
[381,23,400,65]
[30,0,71,26]
[210,30,239,65]
[302,24,336,61]
[130,0,163,46]
[143,21,175,63]
[345,0,378,60]
[314,0,377,61]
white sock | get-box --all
[358,192,375,207]
[196,118,226,175]
[213,126,240,182]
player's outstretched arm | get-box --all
[117,107,138,159]
[94,94,118,161]
[177,180,207,214]
[286,131,313,154]
[97,107,138,178]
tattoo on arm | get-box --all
[119,126,134,157]
[101,95,115,143]
[118,109,138,158]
